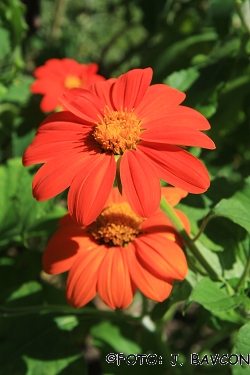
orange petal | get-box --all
[68,153,116,225]
[23,132,86,166]
[141,211,178,234]
[66,246,107,308]
[120,150,161,217]
[137,143,210,194]
[60,88,103,122]
[31,148,94,201]
[40,93,62,113]
[34,58,67,79]
[141,209,190,246]
[125,244,173,302]
[31,80,62,95]
[57,213,79,227]
[134,234,188,280]
[37,111,93,132]
[142,105,211,130]
[104,187,127,206]
[112,68,152,111]
[97,247,135,309]
[161,187,188,207]
[90,79,116,109]
[141,125,215,149]
[42,227,95,274]
[135,84,186,121]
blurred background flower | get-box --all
[30,58,105,112]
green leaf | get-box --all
[0,314,86,375]
[187,277,250,326]
[202,218,249,282]
[0,0,27,48]
[6,281,42,302]
[232,322,250,375]
[195,101,218,118]
[208,177,250,234]
[0,83,7,99]
[0,27,11,61]
[164,67,200,92]
[54,316,79,332]
[154,31,218,76]
[188,277,236,311]
[1,75,33,105]
[12,128,36,158]
[23,355,82,375]
[91,321,141,355]
[150,279,192,321]
[210,74,250,138]
[0,158,66,246]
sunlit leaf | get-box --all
[6,281,42,302]
[164,67,200,92]
[23,355,83,375]
[208,177,250,234]
[232,322,250,375]
[91,321,141,355]
[0,158,66,247]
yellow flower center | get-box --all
[64,75,82,89]
[92,107,141,154]
[89,202,143,247]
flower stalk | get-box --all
[160,196,235,295]
[235,249,250,292]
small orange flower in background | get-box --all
[23,67,215,225]
[30,58,105,112]
[42,187,189,310]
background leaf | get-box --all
[207,177,250,234]
[0,158,66,247]
[232,322,250,375]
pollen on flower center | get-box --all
[92,107,141,155]
[64,75,82,89]
[88,202,143,247]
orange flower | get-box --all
[24,67,215,225]
[42,187,189,309]
[31,58,105,112]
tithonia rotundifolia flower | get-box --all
[31,58,105,112]
[42,187,190,310]
[23,68,215,225]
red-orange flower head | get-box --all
[42,187,190,310]
[23,68,215,225]
[30,58,105,112]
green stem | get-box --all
[198,327,231,352]
[235,251,250,292]
[0,304,140,322]
[142,294,149,316]
[234,0,250,34]
[162,301,180,322]
[160,197,234,295]
[50,0,67,41]
[154,321,171,373]
[192,214,211,242]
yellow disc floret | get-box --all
[93,107,141,154]
[64,75,82,89]
[89,202,143,247]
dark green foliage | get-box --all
[0,0,250,374]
